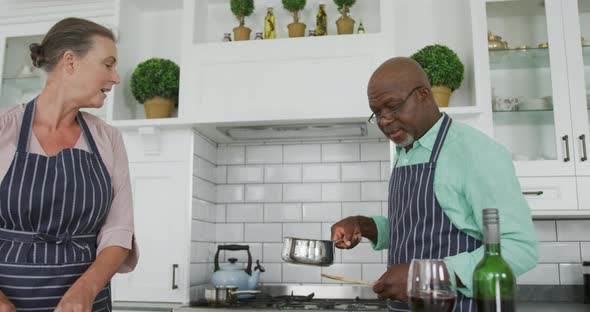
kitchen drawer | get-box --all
[518,177,578,212]
[121,128,193,162]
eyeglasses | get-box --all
[368,86,424,124]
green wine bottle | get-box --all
[473,208,516,312]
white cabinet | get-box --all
[470,0,590,217]
[111,128,193,303]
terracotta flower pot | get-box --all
[144,96,175,119]
[287,22,306,38]
[432,86,452,107]
[336,16,355,35]
[233,26,251,41]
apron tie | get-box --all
[0,228,96,252]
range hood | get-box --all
[217,123,368,140]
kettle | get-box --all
[210,245,265,296]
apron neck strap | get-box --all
[17,98,101,157]
[429,113,452,164]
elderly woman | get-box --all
[0,18,138,312]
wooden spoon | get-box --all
[320,273,375,286]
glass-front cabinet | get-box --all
[486,0,574,177]
[478,0,590,215]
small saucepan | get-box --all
[281,237,341,266]
[205,285,260,306]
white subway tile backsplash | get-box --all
[302,203,342,222]
[380,161,392,181]
[216,223,244,242]
[362,264,387,282]
[217,185,244,203]
[192,220,215,242]
[322,222,335,241]
[228,166,264,183]
[264,203,302,222]
[195,157,217,183]
[226,204,264,223]
[342,243,382,263]
[284,223,322,240]
[559,264,583,285]
[321,264,362,284]
[284,144,321,163]
[263,243,284,263]
[342,202,382,219]
[322,183,361,202]
[260,263,282,283]
[582,242,590,261]
[245,224,282,242]
[538,242,580,263]
[322,143,360,163]
[192,198,215,222]
[218,146,245,165]
[361,142,390,162]
[194,133,217,164]
[191,263,210,285]
[284,184,322,202]
[265,165,302,183]
[246,184,283,202]
[361,182,388,201]
[216,204,226,223]
[557,220,590,241]
[217,166,227,184]
[534,221,557,242]
[517,264,559,285]
[247,145,282,164]
[302,164,340,182]
[283,263,321,283]
[341,162,381,182]
[193,177,216,203]
[191,242,211,263]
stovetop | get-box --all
[189,292,387,311]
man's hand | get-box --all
[331,216,363,249]
[373,263,410,301]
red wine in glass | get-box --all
[409,291,456,312]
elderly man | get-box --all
[331,57,538,312]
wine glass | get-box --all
[407,259,457,312]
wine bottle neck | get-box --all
[483,221,501,255]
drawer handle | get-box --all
[522,191,543,196]
[172,264,179,289]
[562,135,570,162]
[580,134,587,162]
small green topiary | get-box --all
[230,0,255,26]
[410,44,464,92]
[333,0,356,16]
[130,58,180,106]
[282,0,306,23]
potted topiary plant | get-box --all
[230,0,255,41]
[333,0,355,35]
[282,0,307,38]
[410,44,464,107]
[130,58,180,119]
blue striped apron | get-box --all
[387,114,482,312]
[0,99,113,311]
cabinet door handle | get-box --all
[172,264,179,289]
[522,191,543,196]
[579,134,587,161]
[562,135,570,162]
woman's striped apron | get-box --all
[0,99,113,311]
[387,114,482,312]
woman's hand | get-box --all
[0,293,16,312]
[54,283,96,312]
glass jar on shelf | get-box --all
[222,33,232,42]
[255,32,263,40]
